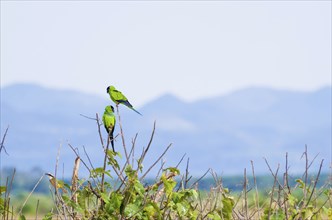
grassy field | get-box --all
[9,192,54,218]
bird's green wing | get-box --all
[108,87,141,115]
[111,89,128,103]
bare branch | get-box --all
[189,168,211,189]
[0,125,9,155]
[140,143,172,181]
[54,143,63,197]
[116,105,130,165]
[35,199,40,220]
[68,144,90,173]
[251,160,261,219]
[303,145,309,201]
[18,175,45,216]
[184,157,190,189]
[264,157,285,192]
[71,157,80,204]
[96,113,106,151]
[80,114,98,121]
[243,168,248,219]
[120,133,138,176]
[155,160,166,182]
[136,121,157,174]
[268,164,280,219]
[175,153,187,169]
[306,159,324,206]
[141,121,157,161]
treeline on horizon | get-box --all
[1,166,330,194]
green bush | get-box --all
[1,114,331,219]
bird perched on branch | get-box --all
[102,105,116,151]
[106,85,142,115]
[45,173,68,193]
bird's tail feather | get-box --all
[107,128,115,152]
[131,107,142,116]
[118,100,143,116]
[110,135,115,152]
[118,100,142,115]
[119,100,133,108]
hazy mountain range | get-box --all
[1,84,331,177]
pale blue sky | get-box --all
[1,1,331,106]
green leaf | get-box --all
[107,192,123,214]
[78,178,87,186]
[161,173,176,196]
[207,212,222,220]
[116,151,122,158]
[0,186,6,194]
[176,202,188,216]
[144,202,161,219]
[107,150,120,169]
[138,163,143,173]
[133,180,145,196]
[90,167,104,177]
[189,209,199,220]
[62,194,70,202]
[296,179,305,189]
[90,167,112,178]
[187,189,198,200]
[92,167,104,174]
[287,194,297,207]
[221,196,234,220]
[64,183,71,191]
[18,215,26,220]
[165,167,180,175]
[106,149,116,157]
[301,205,313,219]
[323,207,332,219]
[125,165,136,179]
[42,212,53,220]
[125,203,140,217]
[100,192,110,204]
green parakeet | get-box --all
[102,105,116,151]
[106,85,142,115]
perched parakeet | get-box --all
[102,105,116,151]
[106,85,142,115]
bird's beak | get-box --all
[45,173,54,178]
[106,86,110,93]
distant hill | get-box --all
[1,83,331,177]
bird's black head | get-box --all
[45,173,54,178]
[106,86,110,93]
